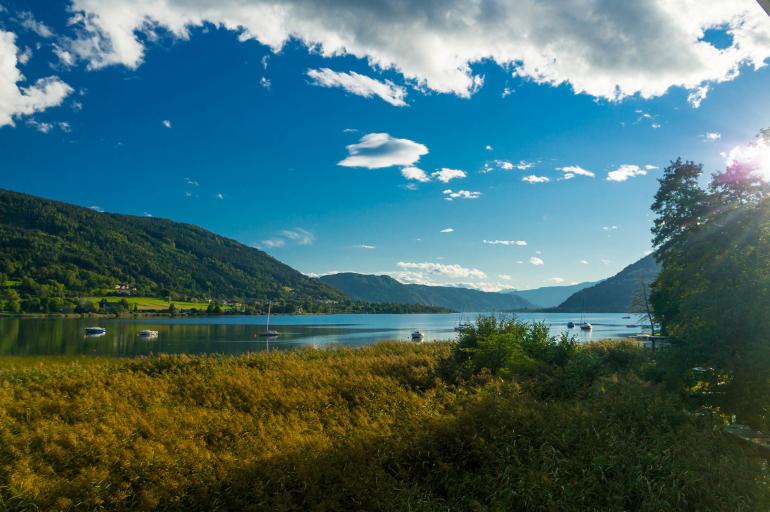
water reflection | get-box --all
[0,313,643,357]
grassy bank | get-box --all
[0,340,767,511]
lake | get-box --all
[0,312,646,357]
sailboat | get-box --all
[454,311,472,332]
[259,302,279,337]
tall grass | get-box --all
[0,335,767,510]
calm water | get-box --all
[0,313,645,357]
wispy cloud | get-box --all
[18,11,54,38]
[440,228,454,233]
[529,256,544,265]
[184,177,199,186]
[355,244,376,249]
[89,205,104,213]
[162,119,171,128]
[215,192,224,200]
[307,68,407,106]
[546,277,565,284]
[260,227,316,249]
[483,240,527,246]
[687,85,709,108]
[704,132,721,141]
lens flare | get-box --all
[723,137,770,182]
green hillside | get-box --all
[0,189,343,309]
[556,255,660,312]
[319,272,536,311]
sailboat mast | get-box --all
[266,302,271,333]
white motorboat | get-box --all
[84,326,106,336]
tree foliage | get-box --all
[650,131,770,427]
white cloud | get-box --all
[485,145,493,151]
[0,31,73,127]
[89,205,104,212]
[529,256,544,265]
[307,68,407,106]
[651,123,661,129]
[259,76,271,89]
[397,261,487,280]
[687,84,710,108]
[53,45,76,67]
[215,192,224,199]
[17,47,32,65]
[184,177,199,186]
[26,119,52,133]
[18,11,54,38]
[498,274,513,281]
[704,132,722,141]
[602,225,619,231]
[546,277,565,284]
[556,165,594,177]
[281,227,315,245]
[162,119,171,128]
[440,228,454,233]
[338,133,427,169]
[443,189,481,201]
[400,166,430,182]
[261,238,285,248]
[522,175,550,184]
[261,227,316,248]
[65,0,770,104]
[432,168,466,183]
[483,240,527,246]
[580,260,589,264]
[495,159,534,171]
[355,244,376,249]
[606,164,657,182]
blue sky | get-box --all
[1,0,770,290]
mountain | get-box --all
[555,255,660,312]
[0,189,342,301]
[502,281,597,308]
[319,273,536,311]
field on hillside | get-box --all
[84,296,210,311]
[0,340,767,511]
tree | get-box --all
[4,289,21,313]
[630,276,655,335]
[651,159,711,257]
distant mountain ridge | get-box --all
[556,255,660,312]
[503,281,597,308]
[319,273,536,312]
[0,189,342,301]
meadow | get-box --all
[83,296,210,312]
[0,328,767,511]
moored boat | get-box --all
[411,330,425,341]
[138,330,159,338]
[567,321,575,328]
[580,323,592,331]
[84,326,106,336]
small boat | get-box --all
[622,315,631,319]
[259,302,279,337]
[411,330,425,341]
[84,326,106,336]
[626,324,638,328]
[567,321,575,328]
[138,330,159,338]
[580,323,593,331]
[454,322,472,332]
